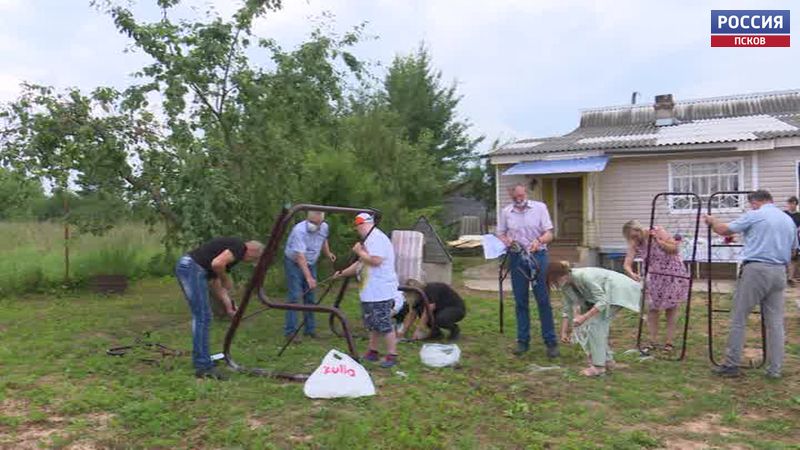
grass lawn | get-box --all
[1,257,799,449]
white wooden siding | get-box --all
[757,146,800,203]
[596,152,754,252]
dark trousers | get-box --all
[429,306,466,337]
[509,250,556,346]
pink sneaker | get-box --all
[379,354,398,368]
[363,349,380,362]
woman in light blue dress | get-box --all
[548,262,641,377]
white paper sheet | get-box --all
[481,234,507,259]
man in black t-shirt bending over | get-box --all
[398,281,466,341]
[176,237,264,380]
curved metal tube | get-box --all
[635,192,702,361]
[397,285,435,329]
[328,276,353,337]
[706,191,765,369]
[222,204,381,378]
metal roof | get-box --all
[491,90,800,157]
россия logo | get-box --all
[711,10,790,47]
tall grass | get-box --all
[0,222,170,296]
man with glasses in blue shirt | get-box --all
[283,211,337,340]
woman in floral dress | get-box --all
[622,220,690,353]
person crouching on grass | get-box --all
[397,279,466,341]
[334,213,400,368]
[549,261,641,377]
[176,237,264,380]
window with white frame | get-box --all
[669,159,743,212]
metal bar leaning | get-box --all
[498,252,510,334]
[706,191,766,369]
[635,192,702,361]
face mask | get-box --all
[306,222,319,233]
[513,198,527,207]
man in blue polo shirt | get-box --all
[704,190,797,379]
[284,211,336,339]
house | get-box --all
[442,182,491,236]
[489,90,800,268]
[412,216,453,284]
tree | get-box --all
[0,85,104,280]
[94,0,366,247]
[384,45,483,180]
[1,1,480,263]
[0,167,45,220]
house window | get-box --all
[669,159,743,212]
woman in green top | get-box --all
[548,261,642,377]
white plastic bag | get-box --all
[420,343,461,368]
[303,349,376,399]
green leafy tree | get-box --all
[459,138,501,209]
[0,167,45,220]
[96,0,365,248]
[2,1,482,266]
[384,45,483,180]
[0,85,103,280]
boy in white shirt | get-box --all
[335,213,400,368]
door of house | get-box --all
[556,177,583,244]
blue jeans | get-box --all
[175,256,213,371]
[509,250,557,347]
[284,256,317,336]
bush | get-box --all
[75,244,142,278]
[0,222,163,296]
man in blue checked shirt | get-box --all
[284,211,337,339]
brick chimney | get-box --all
[654,94,677,126]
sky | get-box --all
[1,0,798,152]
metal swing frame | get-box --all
[222,203,381,381]
[635,192,702,361]
[498,253,510,333]
[706,191,766,369]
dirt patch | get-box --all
[288,434,314,443]
[680,414,737,435]
[65,443,103,450]
[0,397,30,417]
[741,347,763,361]
[34,373,63,387]
[643,413,746,449]
[4,423,62,450]
[85,412,113,429]
[738,411,766,421]
[247,416,268,430]
[662,438,709,449]
[0,409,114,450]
